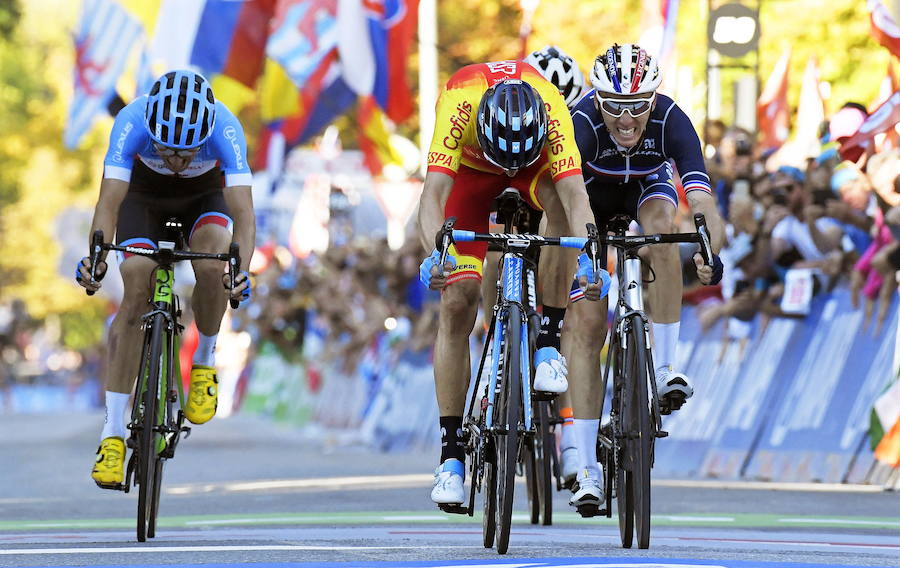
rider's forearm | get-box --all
[554,175,593,237]
[224,186,256,272]
[417,172,454,252]
[687,191,725,252]
[90,178,129,257]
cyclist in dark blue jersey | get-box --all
[76,70,255,488]
[563,44,726,510]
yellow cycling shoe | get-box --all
[184,365,218,424]
[92,436,125,486]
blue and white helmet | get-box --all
[476,79,548,171]
[144,70,216,149]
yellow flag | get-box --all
[260,59,301,122]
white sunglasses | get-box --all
[594,92,655,118]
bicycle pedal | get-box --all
[94,481,128,492]
[575,503,607,518]
[532,391,558,402]
[437,503,468,515]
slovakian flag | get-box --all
[757,48,791,152]
[190,0,277,88]
[65,0,145,148]
[868,0,900,59]
[840,90,900,162]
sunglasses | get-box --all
[595,92,655,118]
[153,143,199,158]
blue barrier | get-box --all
[654,287,897,482]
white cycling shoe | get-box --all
[431,459,465,505]
[533,347,568,394]
[560,446,579,486]
[569,469,604,508]
[655,365,693,414]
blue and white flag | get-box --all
[64,0,144,149]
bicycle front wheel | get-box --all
[625,314,652,549]
[136,314,164,542]
[494,304,522,555]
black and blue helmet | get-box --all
[476,79,548,171]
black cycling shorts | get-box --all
[116,161,232,259]
[584,162,679,230]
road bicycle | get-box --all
[85,219,241,542]
[588,213,713,550]
[434,200,601,554]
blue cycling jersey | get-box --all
[103,96,252,188]
[571,91,711,194]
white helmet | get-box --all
[524,45,586,109]
[590,43,661,95]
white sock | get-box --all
[652,321,680,370]
[560,420,576,451]
[573,418,601,480]
[100,391,130,441]
[194,332,218,367]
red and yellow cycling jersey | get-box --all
[426,60,581,182]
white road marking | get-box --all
[658,516,735,522]
[0,544,486,555]
[778,517,900,527]
[164,474,885,496]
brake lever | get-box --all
[436,217,457,275]
[86,230,104,296]
[693,213,712,265]
[228,243,241,309]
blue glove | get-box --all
[419,249,457,287]
[232,270,252,304]
[75,256,106,286]
[576,253,612,298]
[709,253,724,285]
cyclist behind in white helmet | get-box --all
[76,70,255,488]
[564,44,725,511]
[524,45,587,110]
[523,44,587,488]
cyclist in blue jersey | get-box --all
[563,44,726,509]
[75,70,255,487]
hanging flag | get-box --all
[267,0,339,87]
[150,0,207,69]
[638,0,679,94]
[357,95,402,176]
[191,0,277,88]
[369,0,417,123]
[839,91,900,162]
[868,0,900,59]
[337,0,375,96]
[65,0,145,149]
[757,48,791,152]
[871,379,900,466]
[793,57,825,159]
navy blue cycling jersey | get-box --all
[103,96,252,188]
[571,91,711,194]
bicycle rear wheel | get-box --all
[136,315,163,542]
[482,460,497,548]
[524,438,539,524]
[494,304,522,555]
[625,314,652,549]
[535,399,553,525]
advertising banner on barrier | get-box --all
[742,291,898,482]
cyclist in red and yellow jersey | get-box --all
[417,60,609,507]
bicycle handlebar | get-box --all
[86,230,242,308]
[434,213,714,269]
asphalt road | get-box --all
[1,412,898,568]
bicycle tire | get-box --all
[136,314,163,542]
[614,331,634,549]
[148,331,173,538]
[625,314,652,549]
[494,303,522,555]
[482,461,496,548]
[536,399,553,525]
[524,439,539,524]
